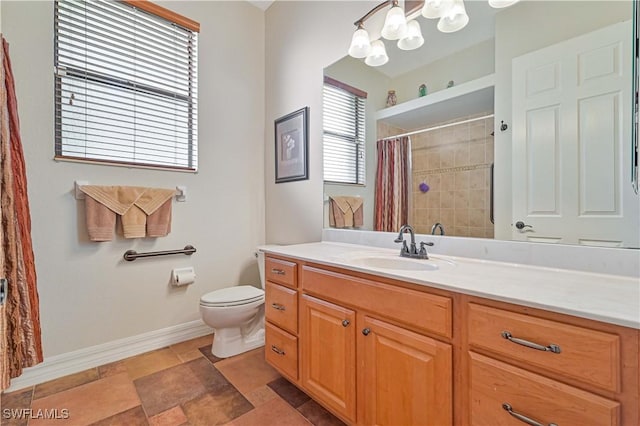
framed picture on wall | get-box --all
[274,107,309,183]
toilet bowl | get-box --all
[199,251,266,358]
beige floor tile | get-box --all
[98,361,128,378]
[148,406,188,426]
[169,334,213,358]
[243,385,278,407]
[182,387,253,426]
[215,349,280,394]
[33,369,100,400]
[29,373,140,426]
[122,348,182,380]
[176,348,204,363]
[226,397,311,426]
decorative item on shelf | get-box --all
[386,90,397,107]
[347,0,520,67]
[418,84,427,97]
[447,80,455,88]
[419,182,430,193]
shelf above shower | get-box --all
[375,73,495,130]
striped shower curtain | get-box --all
[374,136,410,232]
[0,36,43,391]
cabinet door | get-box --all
[360,316,452,426]
[300,294,356,423]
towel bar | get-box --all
[123,245,196,261]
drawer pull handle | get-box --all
[342,319,350,327]
[501,331,561,354]
[271,303,286,311]
[362,328,371,336]
[271,345,285,356]
[271,268,286,275]
[502,403,557,426]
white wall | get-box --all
[265,1,377,244]
[324,56,390,231]
[391,38,495,104]
[493,1,631,239]
[1,0,265,357]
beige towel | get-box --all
[79,186,146,215]
[84,195,116,241]
[134,188,175,238]
[329,196,363,228]
[146,198,172,237]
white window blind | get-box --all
[54,0,198,171]
[323,77,366,185]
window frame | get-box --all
[323,76,367,186]
[53,0,199,172]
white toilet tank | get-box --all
[257,250,266,289]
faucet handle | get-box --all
[419,241,434,257]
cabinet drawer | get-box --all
[265,281,298,334]
[467,303,620,392]
[265,257,297,288]
[302,266,452,338]
[469,352,619,426]
[265,322,298,380]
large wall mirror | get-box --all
[323,0,639,249]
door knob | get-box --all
[515,221,533,230]
[362,328,371,336]
[342,319,350,327]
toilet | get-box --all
[199,251,266,358]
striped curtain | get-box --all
[1,36,43,391]
[374,136,410,232]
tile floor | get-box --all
[1,334,346,426]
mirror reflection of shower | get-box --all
[377,113,494,238]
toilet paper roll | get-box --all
[172,267,196,286]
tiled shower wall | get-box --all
[377,114,495,238]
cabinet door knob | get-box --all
[271,303,286,311]
[271,268,285,275]
[362,328,371,336]
[342,319,350,327]
[271,345,285,356]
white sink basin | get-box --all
[348,255,440,271]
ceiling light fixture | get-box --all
[347,0,520,67]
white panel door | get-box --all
[512,21,638,247]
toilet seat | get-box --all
[200,285,265,308]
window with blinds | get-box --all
[54,0,199,171]
[323,77,366,185]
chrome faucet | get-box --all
[394,224,433,259]
[431,222,445,235]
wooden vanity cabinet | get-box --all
[463,297,639,426]
[264,256,299,383]
[264,254,639,426]
[300,264,454,426]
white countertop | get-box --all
[261,242,640,329]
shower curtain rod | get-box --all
[380,114,495,141]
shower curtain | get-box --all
[0,36,43,391]
[374,136,410,232]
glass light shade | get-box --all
[364,40,389,67]
[348,27,372,58]
[488,0,519,7]
[397,20,424,51]
[380,5,408,40]
[421,0,454,19]
[437,0,469,33]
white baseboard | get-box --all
[6,320,212,392]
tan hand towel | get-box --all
[134,188,176,215]
[121,205,147,238]
[345,197,364,228]
[134,188,175,238]
[146,198,172,237]
[330,198,345,228]
[84,195,116,241]
[79,185,146,215]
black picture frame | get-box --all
[274,107,309,183]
